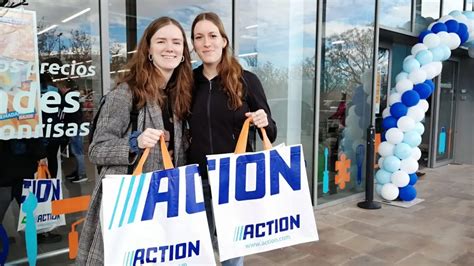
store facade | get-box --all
[0,0,473,263]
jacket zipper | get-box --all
[207,80,214,153]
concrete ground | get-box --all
[245,164,474,266]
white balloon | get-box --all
[382,107,391,118]
[385,128,404,145]
[437,31,451,47]
[395,72,409,83]
[407,106,425,122]
[411,147,422,160]
[438,15,454,23]
[448,33,461,50]
[397,116,416,132]
[396,79,414,94]
[388,92,401,106]
[421,64,436,80]
[417,99,429,113]
[411,43,428,55]
[423,33,441,48]
[409,69,427,84]
[400,158,419,174]
[378,141,395,157]
[414,122,425,135]
[429,61,443,76]
[381,183,399,201]
[391,170,410,187]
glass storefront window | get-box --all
[468,0,473,11]
[442,0,464,15]
[0,1,101,263]
[236,0,317,189]
[380,0,412,31]
[107,0,232,84]
[318,0,376,203]
[415,0,441,33]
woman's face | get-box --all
[192,20,227,67]
[148,24,184,75]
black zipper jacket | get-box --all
[187,65,277,177]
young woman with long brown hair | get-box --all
[187,12,277,266]
[76,16,193,265]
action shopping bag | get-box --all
[207,118,319,261]
[17,162,66,233]
[102,136,215,265]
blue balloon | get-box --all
[401,90,420,107]
[414,122,425,135]
[403,58,420,73]
[431,22,447,33]
[399,185,417,201]
[429,46,444,61]
[390,102,408,118]
[409,173,418,185]
[403,131,422,147]
[445,20,459,33]
[457,23,469,44]
[376,169,392,185]
[415,50,433,65]
[383,156,401,173]
[382,116,398,130]
[418,30,432,43]
[414,83,432,99]
[375,184,384,195]
[394,142,413,160]
[424,79,435,91]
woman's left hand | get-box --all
[245,109,269,128]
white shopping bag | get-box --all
[207,118,318,261]
[102,138,215,265]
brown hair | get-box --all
[116,17,193,120]
[191,12,244,110]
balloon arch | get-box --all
[376,10,474,201]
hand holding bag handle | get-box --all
[36,161,51,179]
[235,117,272,154]
[132,135,174,175]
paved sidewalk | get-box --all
[245,164,474,266]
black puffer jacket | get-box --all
[187,65,277,177]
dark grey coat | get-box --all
[75,83,187,265]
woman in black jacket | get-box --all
[187,12,277,266]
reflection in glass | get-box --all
[380,0,412,31]
[415,0,440,33]
[436,61,456,162]
[377,48,391,116]
[1,0,101,263]
[108,0,232,82]
[442,0,464,15]
[237,0,317,184]
[318,0,375,203]
[468,1,473,11]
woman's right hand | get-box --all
[137,128,164,149]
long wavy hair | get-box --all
[191,12,244,110]
[116,17,193,120]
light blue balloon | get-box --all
[441,45,451,61]
[403,58,421,73]
[394,142,413,160]
[463,11,474,19]
[415,50,433,65]
[449,10,463,17]
[403,131,422,147]
[429,46,445,61]
[375,184,384,195]
[383,155,401,172]
[414,122,425,135]
[376,169,392,185]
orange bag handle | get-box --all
[234,117,272,154]
[132,135,174,175]
[37,162,51,179]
